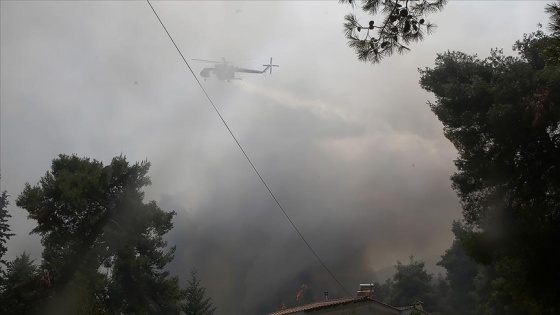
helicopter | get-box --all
[192,57,279,81]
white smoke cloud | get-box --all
[233,80,357,124]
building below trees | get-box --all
[268,284,429,315]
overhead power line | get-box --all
[146,0,352,298]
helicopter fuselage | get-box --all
[200,64,237,81]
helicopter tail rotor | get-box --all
[263,57,279,74]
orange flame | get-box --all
[296,283,310,301]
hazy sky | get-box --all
[0,1,552,314]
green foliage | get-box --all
[372,280,392,303]
[2,252,38,290]
[419,8,560,313]
[106,242,183,315]
[436,222,478,315]
[181,269,216,315]
[0,175,15,270]
[340,0,446,64]
[385,256,441,312]
[13,154,183,315]
[545,2,560,38]
[0,252,41,315]
[374,257,446,313]
[470,265,527,315]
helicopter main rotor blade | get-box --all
[192,58,223,63]
[192,58,259,65]
[233,59,259,64]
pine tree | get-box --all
[181,269,216,315]
[0,175,15,270]
[386,256,440,311]
[341,0,447,65]
[0,252,40,315]
[15,154,183,315]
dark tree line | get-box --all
[373,256,447,314]
[372,3,560,315]
[0,155,215,315]
[1,175,15,271]
[419,2,559,314]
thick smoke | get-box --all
[158,81,459,314]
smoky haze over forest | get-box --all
[0,1,550,314]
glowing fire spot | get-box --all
[296,284,310,301]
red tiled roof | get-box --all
[268,297,373,315]
[267,297,431,315]
[395,306,431,314]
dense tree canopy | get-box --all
[386,256,442,312]
[436,222,478,315]
[13,154,183,315]
[373,256,446,314]
[340,0,446,64]
[419,6,560,313]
